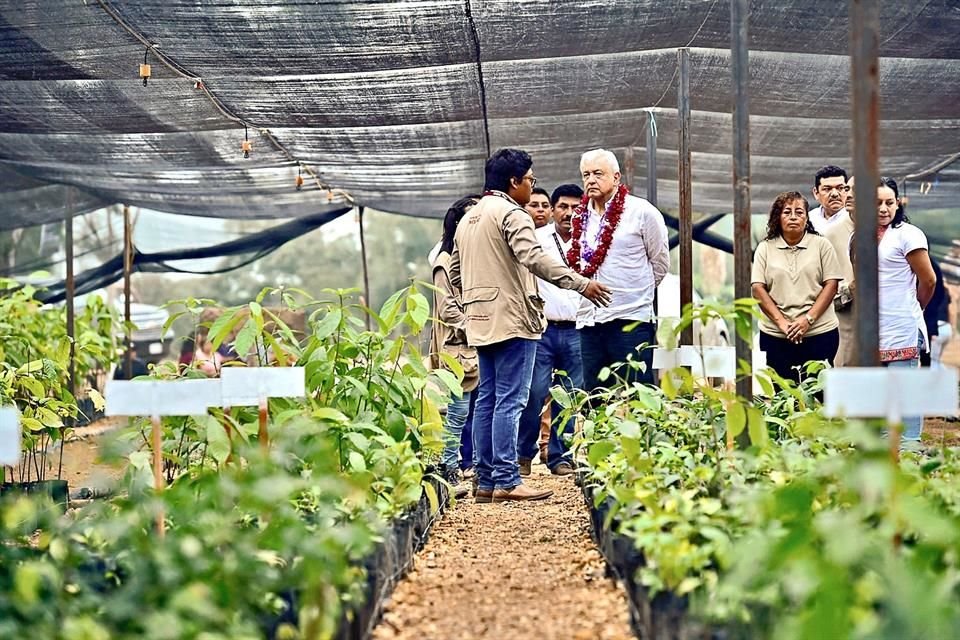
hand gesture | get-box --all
[581,281,612,307]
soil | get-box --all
[371,465,633,640]
[55,417,128,492]
[922,416,960,447]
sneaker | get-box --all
[491,483,553,502]
[551,462,575,476]
[518,458,533,477]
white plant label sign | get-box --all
[105,379,221,417]
[220,367,306,407]
[824,367,959,421]
[0,407,20,466]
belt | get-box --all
[548,320,577,329]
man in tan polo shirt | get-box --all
[450,148,611,503]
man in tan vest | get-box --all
[451,148,611,503]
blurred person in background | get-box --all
[752,192,842,384]
[430,194,481,492]
[876,177,936,442]
[824,175,857,365]
[524,186,552,229]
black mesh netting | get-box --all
[1,1,959,229]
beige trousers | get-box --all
[835,306,856,367]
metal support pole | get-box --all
[677,48,694,346]
[731,0,753,401]
[646,111,658,206]
[358,207,372,331]
[850,0,881,367]
[624,146,635,194]
[123,205,133,379]
[60,188,75,478]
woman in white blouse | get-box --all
[876,177,937,442]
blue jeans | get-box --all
[473,338,538,491]
[441,389,472,470]
[884,357,923,442]
[581,319,656,390]
[517,323,583,469]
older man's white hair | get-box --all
[580,149,621,174]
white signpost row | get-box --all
[104,367,306,534]
[652,345,768,394]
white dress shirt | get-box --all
[809,206,849,234]
[575,193,670,327]
[534,224,581,322]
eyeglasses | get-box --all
[781,210,807,218]
[524,175,538,187]
[819,184,850,193]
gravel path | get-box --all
[371,465,633,640]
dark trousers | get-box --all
[517,323,583,469]
[759,329,840,385]
[580,319,656,390]
[458,391,477,470]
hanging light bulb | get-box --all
[295,163,304,191]
[241,125,251,158]
[139,49,151,86]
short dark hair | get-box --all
[530,187,549,200]
[765,191,817,240]
[550,184,584,206]
[440,194,482,254]
[814,165,848,189]
[879,176,909,227]
[484,148,533,193]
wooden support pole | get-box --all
[61,188,75,479]
[850,0,881,367]
[646,111,658,207]
[677,48,694,346]
[123,205,133,379]
[358,206,372,331]
[731,0,753,405]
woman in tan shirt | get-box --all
[751,191,843,384]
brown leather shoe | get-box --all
[475,488,493,504]
[518,458,533,477]
[491,483,553,503]
[551,462,575,476]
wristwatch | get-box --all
[805,313,816,325]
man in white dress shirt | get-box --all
[809,165,850,234]
[573,149,670,388]
[517,184,585,476]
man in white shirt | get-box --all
[809,165,850,233]
[572,149,670,388]
[517,184,585,476]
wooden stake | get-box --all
[151,415,165,537]
[258,397,269,451]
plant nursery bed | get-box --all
[580,477,741,640]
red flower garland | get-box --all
[567,184,628,278]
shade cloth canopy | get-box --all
[1,1,958,230]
